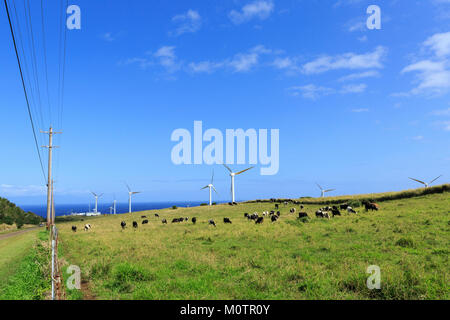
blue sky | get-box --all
[0,0,449,206]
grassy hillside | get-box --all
[57,190,449,300]
[0,197,43,229]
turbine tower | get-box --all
[91,192,103,213]
[223,164,253,203]
[126,183,141,213]
[316,183,335,198]
[408,175,442,188]
[201,170,218,206]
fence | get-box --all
[50,225,63,300]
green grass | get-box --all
[0,230,50,300]
[57,190,449,300]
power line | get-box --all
[4,0,47,183]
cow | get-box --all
[185,217,189,222]
[141,215,147,219]
[276,211,281,217]
[172,218,180,223]
[120,221,126,229]
[192,217,197,224]
[223,217,232,224]
[271,215,278,222]
[315,210,324,218]
[255,217,264,224]
[162,219,167,224]
[209,220,216,227]
[155,213,160,218]
[298,212,308,219]
[275,204,279,209]
[71,226,77,232]
[365,202,380,211]
[300,205,304,210]
[323,212,331,219]
[244,213,249,218]
[331,209,341,217]
[347,207,357,214]
[142,220,149,224]
[84,224,91,231]
[340,204,349,210]
[133,221,138,229]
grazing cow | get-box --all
[347,207,357,214]
[315,210,324,218]
[365,202,380,211]
[84,224,91,231]
[244,213,249,218]
[172,218,180,223]
[232,202,238,206]
[142,220,149,225]
[209,220,216,227]
[192,217,197,224]
[340,204,349,210]
[290,208,296,214]
[71,226,77,232]
[331,209,341,217]
[121,221,126,229]
[271,215,278,222]
[133,221,138,229]
[185,217,189,222]
[300,205,304,210]
[249,213,258,220]
[179,217,185,222]
[298,212,308,219]
[284,201,288,206]
[155,214,159,218]
[323,212,331,219]
[224,218,232,224]
[255,217,264,224]
[275,204,279,209]
[276,211,281,217]
[141,215,147,219]
[162,219,167,224]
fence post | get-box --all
[51,225,58,300]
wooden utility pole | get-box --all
[42,127,61,229]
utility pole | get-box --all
[42,127,61,229]
[51,179,55,225]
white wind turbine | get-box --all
[91,192,103,213]
[223,164,254,203]
[316,183,335,198]
[201,170,218,206]
[126,183,141,213]
[408,175,442,188]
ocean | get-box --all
[21,201,226,218]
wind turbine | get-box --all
[316,183,335,198]
[126,183,141,213]
[113,196,117,215]
[91,192,103,213]
[408,175,442,188]
[201,170,218,206]
[223,164,253,203]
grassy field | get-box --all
[0,229,50,300]
[57,190,449,300]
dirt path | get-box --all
[0,227,42,241]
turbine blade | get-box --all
[212,185,218,195]
[429,175,442,184]
[223,164,233,173]
[316,183,323,191]
[125,182,131,192]
[235,166,254,175]
[325,189,335,192]
[201,186,209,190]
[211,170,214,184]
[409,177,426,185]
[132,191,141,195]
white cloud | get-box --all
[0,184,46,197]
[412,135,424,141]
[399,32,450,96]
[352,108,369,112]
[302,46,387,74]
[288,84,335,99]
[341,83,367,93]
[171,10,202,36]
[423,32,450,58]
[338,70,380,82]
[431,107,450,116]
[229,0,274,25]
[153,46,180,72]
[188,61,224,73]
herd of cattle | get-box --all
[70,200,380,233]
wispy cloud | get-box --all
[352,108,370,113]
[431,107,450,116]
[0,184,46,197]
[229,0,274,25]
[101,32,115,42]
[341,83,367,93]
[171,10,202,36]
[302,46,387,74]
[399,32,450,96]
[288,83,367,99]
[339,70,380,82]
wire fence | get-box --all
[50,225,63,300]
